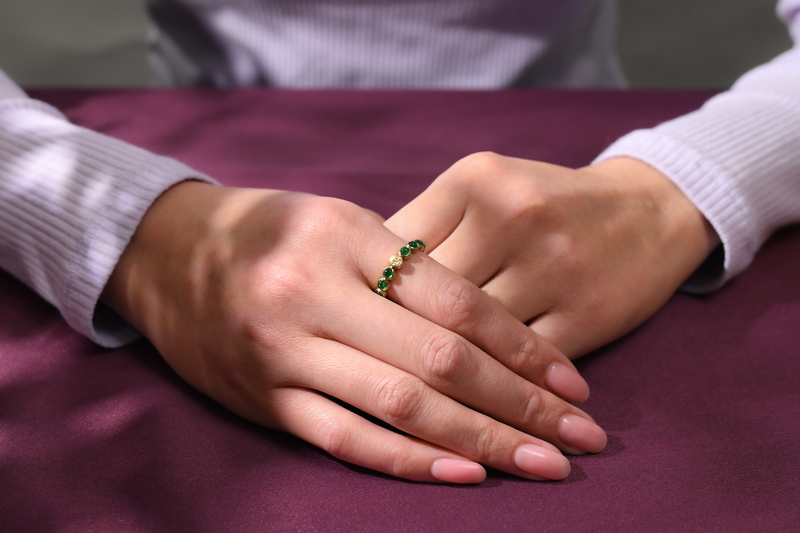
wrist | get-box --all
[582,156,720,280]
[102,182,294,340]
[101,181,208,334]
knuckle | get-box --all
[378,376,426,427]
[457,151,506,178]
[385,443,416,479]
[548,233,582,267]
[315,414,352,458]
[506,335,542,374]
[290,196,375,272]
[255,258,313,305]
[438,151,507,192]
[471,421,504,462]
[291,197,337,236]
[507,188,548,223]
[437,277,482,331]
[293,196,365,243]
[520,387,548,428]
[420,332,470,387]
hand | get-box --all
[102,181,607,484]
[386,153,720,358]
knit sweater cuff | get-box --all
[593,89,800,292]
[593,128,750,292]
[0,98,219,347]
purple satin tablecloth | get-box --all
[1,89,799,531]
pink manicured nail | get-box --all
[431,459,486,484]
[514,444,571,480]
[545,363,590,403]
[558,414,607,454]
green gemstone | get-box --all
[408,241,418,250]
[400,247,411,257]
[374,289,386,297]
[377,279,388,291]
[415,239,425,249]
[383,268,395,279]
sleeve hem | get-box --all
[593,129,758,292]
[70,156,220,349]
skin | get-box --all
[102,181,607,484]
[386,154,721,359]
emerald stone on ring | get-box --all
[374,240,426,297]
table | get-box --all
[2,89,799,531]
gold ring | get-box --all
[374,240,426,297]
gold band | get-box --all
[374,240,426,297]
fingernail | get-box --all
[431,458,486,484]
[558,414,607,454]
[514,444,571,480]
[545,363,590,403]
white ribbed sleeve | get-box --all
[0,72,217,347]
[595,0,800,291]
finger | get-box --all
[530,310,615,360]
[326,279,593,447]
[387,194,504,285]
[270,387,487,484]
[293,339,574,480]
[479,261,560,323]
[424,209,509,286]
[383,178,465,252]
[361,245,590,406]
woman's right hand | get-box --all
[102,181,607,483]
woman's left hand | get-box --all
[386,153,720,358]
